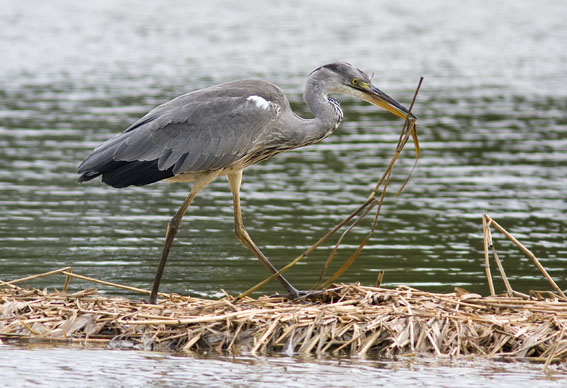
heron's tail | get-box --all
[77,139,174,188]
[78,158,175,188]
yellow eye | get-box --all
[351,78,359,85]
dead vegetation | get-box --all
[2,77,564,371]
[1,268,565,368]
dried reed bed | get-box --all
[1,272,566,366]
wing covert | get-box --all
[77,80,286,186]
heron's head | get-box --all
[310,62,417,120]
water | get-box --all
[1,344,566,388]
[1,0,566,385]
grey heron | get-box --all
[77,62,416,304]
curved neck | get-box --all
[299,76,343,145]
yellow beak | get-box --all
[362,85,417,120]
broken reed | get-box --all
[482,214,565,300]
[1,275,566,367]
[238,77,424,299]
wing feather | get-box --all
[77,80,286,186]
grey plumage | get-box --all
[76,62,416,303]
[78,63,413,188]
[78,80,288,187]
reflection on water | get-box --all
[1,344,566,388]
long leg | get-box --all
[226,170,299,297]
[149,172,218,304]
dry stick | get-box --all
[367,119,413,201]
[320,115,419,287]
[318,165,391,287]
[62,267,73,293]
[0,279,23,290]
[320,171,392,288]
[234,251,311,300]
[59,271,160,296]
[369,77,423,200]
[511,290,530,299]
[7,267,73,284]
[396,123,420,196]
[304,198,376,257]
[491,247,514,297]
[121,306,301,326]
[357,330,381,356]
[0,335,110,344]
[376,271,385,288]
[543,327,565,372]
[19,320,40,335]
[315,198,378,287]
[237,151,386,298]
[182,332,202,351]
[235,198,379,300]
[396,126,419,197]
[319,120,404,285]
[322,126,411,286]
[485,215,566,298]
[482,215,496,296]
[323,79,423,286]
[489,230,515,297]
[237,78,423,299]
[321,234,372,288]
[2,275,565,358]
[251,317,280,354]
[483,215,515,296]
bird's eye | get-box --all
[351,79,359,85]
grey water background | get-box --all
[1,0,566,386]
